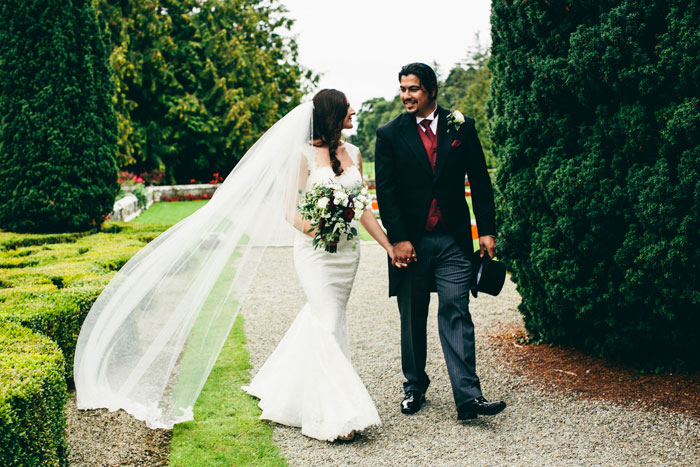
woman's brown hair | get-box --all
[312,89,348,176]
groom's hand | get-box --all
[479,236,496,259]
[393,241,416,268]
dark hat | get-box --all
[469,251,506,298]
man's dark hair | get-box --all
[398,63,438,100]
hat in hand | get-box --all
[469,250,506,298]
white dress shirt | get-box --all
[415,105,439,134]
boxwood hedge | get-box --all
[0,322,67,467]
[0,221,169,465]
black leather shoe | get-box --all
[457,396,506,420]
[400,391,426,414]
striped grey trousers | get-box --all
[396,229,483,408]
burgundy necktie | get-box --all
[417,119,442,231]
[419,119,437,169]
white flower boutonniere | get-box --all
[446,110,465,133]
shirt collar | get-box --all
[415,105,439,125]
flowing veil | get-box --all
[74,102,314,429]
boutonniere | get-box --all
[446,110,465,133]
[451,139,462,147]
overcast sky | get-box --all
[280,0,492,109]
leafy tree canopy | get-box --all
[96,0,316,184]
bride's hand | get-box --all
[387,245,407,268]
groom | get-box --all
[375,63,506,420]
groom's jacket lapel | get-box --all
[399,113,433,177]
[434,106,454,181]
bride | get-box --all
[243,89,391,441]
[73,89,395,442]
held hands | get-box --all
[479,235,496,259]
[390,238,493,267]
[391,241,416,268]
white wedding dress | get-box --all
[243,142,381,441]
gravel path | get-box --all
[243,243,700,466]
[65,392,171,466]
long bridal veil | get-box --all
[74,102,313,429]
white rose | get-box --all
[317,197,329,209]
[453,110,465,124]
[334,192,348,207]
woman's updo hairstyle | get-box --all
[312,89,348,176]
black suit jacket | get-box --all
[375,106,496,296]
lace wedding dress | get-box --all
[243,142,381,441]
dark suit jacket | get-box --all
[375,106,496,296]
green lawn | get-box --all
[135,200,208,225]
[169,318,286,466]
[133,201,286,465]
[361,161,375,179]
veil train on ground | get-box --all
[74,102,313,429]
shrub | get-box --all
[0,222,166,380]
[118,184,148,210]
[490,0,700,367]
[0,0,118,233]
[0,287,102,381]
[0,322,67,467]
[0,222,172,465]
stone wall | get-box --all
[109,184,221,221]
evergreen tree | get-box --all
[95,0,314,184]
[490,0,700,367]
[440,38,495,168]
[0,0,119,233]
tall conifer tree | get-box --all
[0,0,118,233]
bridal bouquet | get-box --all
[297,182,370,252]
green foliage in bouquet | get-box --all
[490,0,700,367]
[297,183,370,253]
[0,0,119,233]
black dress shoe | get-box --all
[457,396,506,420]
[400,391,426,414]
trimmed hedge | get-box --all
[0,223,167,380]
[0,287,102,381]
[0,322,67,467]
[0,221,170,465]
[490,0,700,367]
